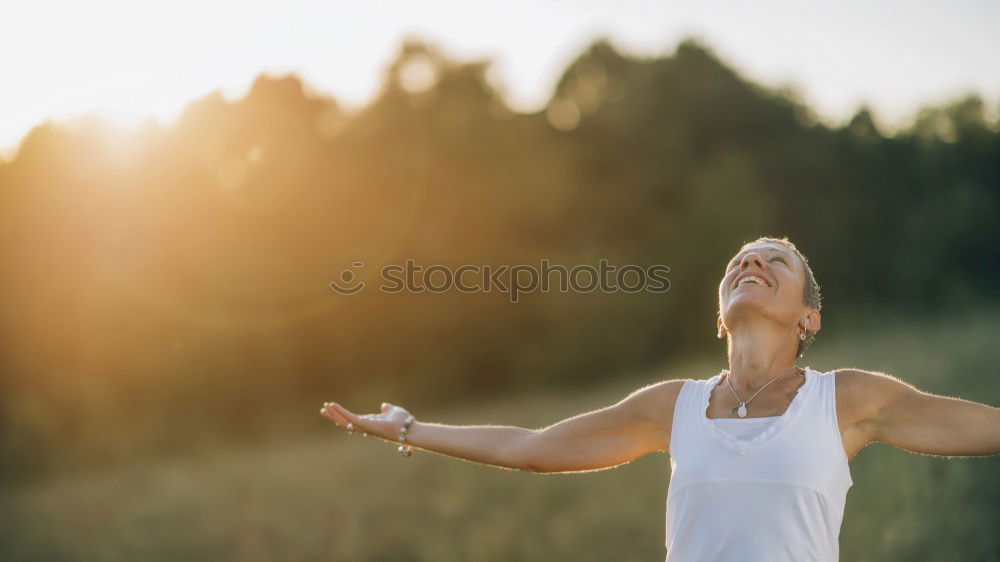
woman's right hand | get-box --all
[320,401,413,443]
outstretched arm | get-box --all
[515,380,682,473]
[321,379,683,474]
[840,368,1000,457]
[322,401,536,471]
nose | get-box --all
[732,252,769,288]
[739,252,767,272]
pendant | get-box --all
[737,403,747,418]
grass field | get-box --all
[2,305,998,561]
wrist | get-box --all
[397,415,416,457]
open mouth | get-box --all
[734,273,771,289]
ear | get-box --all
[717,316,727,339]
[801,309,822,334]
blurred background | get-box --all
[1,1,998,560]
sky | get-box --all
[2,0,999,160]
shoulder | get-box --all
[619,378,688,414]
[834,367,914,394]
[616,378,690,448]
[645,378,690,405]
[833,367,917,422]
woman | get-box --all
[320,236,1000,561]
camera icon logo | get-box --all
[329,261,366,295]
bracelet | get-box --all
[397,415,415,457]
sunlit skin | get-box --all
[320,242,1000,473]
[712,242,819,420]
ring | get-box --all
[346,423,354,434]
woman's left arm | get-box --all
[841,368,1000,457]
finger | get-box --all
[381,402,390,413]
[319,406,344,426]
[321,403,350,426]
[328,402,365,430]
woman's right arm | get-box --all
[517,379,683,473]
[322,401,538,470]
[321,379,684,474]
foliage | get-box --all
[0,37,997,486]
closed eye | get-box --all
[727,255,788,271]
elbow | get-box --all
[512,430,548,473]
[521,460,549,474]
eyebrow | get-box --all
[727,248,795,269]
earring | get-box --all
[799,332,808,341]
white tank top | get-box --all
[665,367,853,561]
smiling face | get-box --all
[718,242,811,333]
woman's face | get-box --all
[718,242,809,329]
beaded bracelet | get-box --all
[397,415,415,457]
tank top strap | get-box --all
[815,368,854,485]
[671,378,698,427]
[669,375,717,456]
[809,367,839,429]
[796,366,824,409]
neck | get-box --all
[726,314,800,393]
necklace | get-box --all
[723,364,800,418]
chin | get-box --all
[724,296,779,319]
